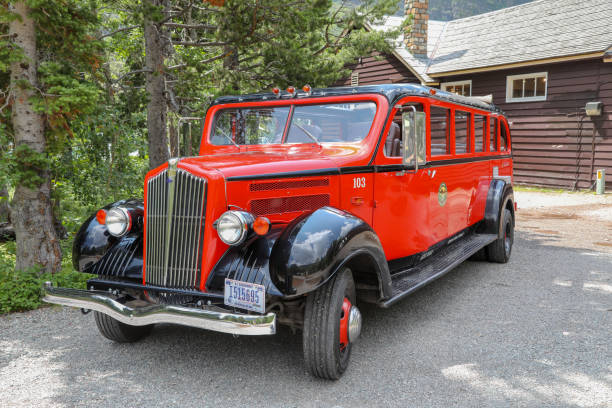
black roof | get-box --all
[211,83,503,114]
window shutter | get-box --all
[351,72,359,87]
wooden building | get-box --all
[339,0,612,191]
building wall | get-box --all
[334,52,420,86]
[436,59,612,190]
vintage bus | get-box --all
[44,84,515,379]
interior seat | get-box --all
[385,122,402,157]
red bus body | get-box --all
[142,87,512,290]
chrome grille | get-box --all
[145,167,206,289]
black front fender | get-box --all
[269,207,391,298]
[73,199,144,279]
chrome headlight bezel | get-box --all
[105,207,131,237]
[215,210,253,246]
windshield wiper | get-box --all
[219,129,240,148]
[294,123,321,146]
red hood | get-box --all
[178,150,339,179]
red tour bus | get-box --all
[45,84,515,380]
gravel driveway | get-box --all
[1,192,611,408]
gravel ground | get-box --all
[514,190,612,253]
[1,192,611,408]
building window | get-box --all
[441,80,472,96]
[506,72,547,102]
[351,72,359,87]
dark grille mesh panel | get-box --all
[145,169,206,289]
[250,194,329,216]
[250,178,329,191]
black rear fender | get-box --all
[479,179,514,238]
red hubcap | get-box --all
[339,297,351,350]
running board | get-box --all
[381,233,497,307]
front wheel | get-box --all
[94,312,153,343]
[303,268,362,380]
[486,208,514,263]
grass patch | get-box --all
[0,239,92,314]
[513,185,593,194]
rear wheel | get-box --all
[94,312,153,343]
[486,208,514,263]
[303,268,361,380]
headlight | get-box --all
[105,207,131,237]
[215,211,252,246]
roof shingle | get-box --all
[371,0,612,79]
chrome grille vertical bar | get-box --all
[163,160,178,286]
[192,179,205,288]
[160,171,167,285]
[186,175,198,288]
[177,170,186,286]
[156,172,164,285]
[153,171,161,284]
[179,174,193,288]
[145,176,151,283]
[150,174,157,284]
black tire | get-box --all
[303,268,356,380]
[469,248,487,261]
[486,208,514,263]
[94,312,153,343]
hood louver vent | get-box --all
[250,194,330,216]
[249,178,329,192]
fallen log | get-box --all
[0,222,15,242]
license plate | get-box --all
[224,278,265,313]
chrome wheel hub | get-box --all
[347,305,362,343]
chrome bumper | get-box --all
[43,282,276,336]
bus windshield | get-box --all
[210,102,376,146]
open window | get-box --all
[500,119,510,152]
[430,106,450,156]
[454,110,471,154]
[384,103,424,158]
[474,114,486,153]
[489,116,498,152]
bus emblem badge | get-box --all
[438,183,448,207]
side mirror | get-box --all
[402,111,426,169]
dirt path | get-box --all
[514,190,612,253]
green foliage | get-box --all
[0,240,92,314]
[0,0,406,312]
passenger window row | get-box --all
[386,105,508,158]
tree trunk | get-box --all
[0,185,9,223]
[9,2,61,274]
[144,0,169,169]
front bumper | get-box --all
[43,282,276,336]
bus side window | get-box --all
[430,106,450,156]
[500,120,509,152]
[385,104,424,157]
[474,115,486,152]
[454,110,470,154]
[489,117,498,152]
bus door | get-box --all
[372,102,431,262]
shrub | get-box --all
[0,241,92,314]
